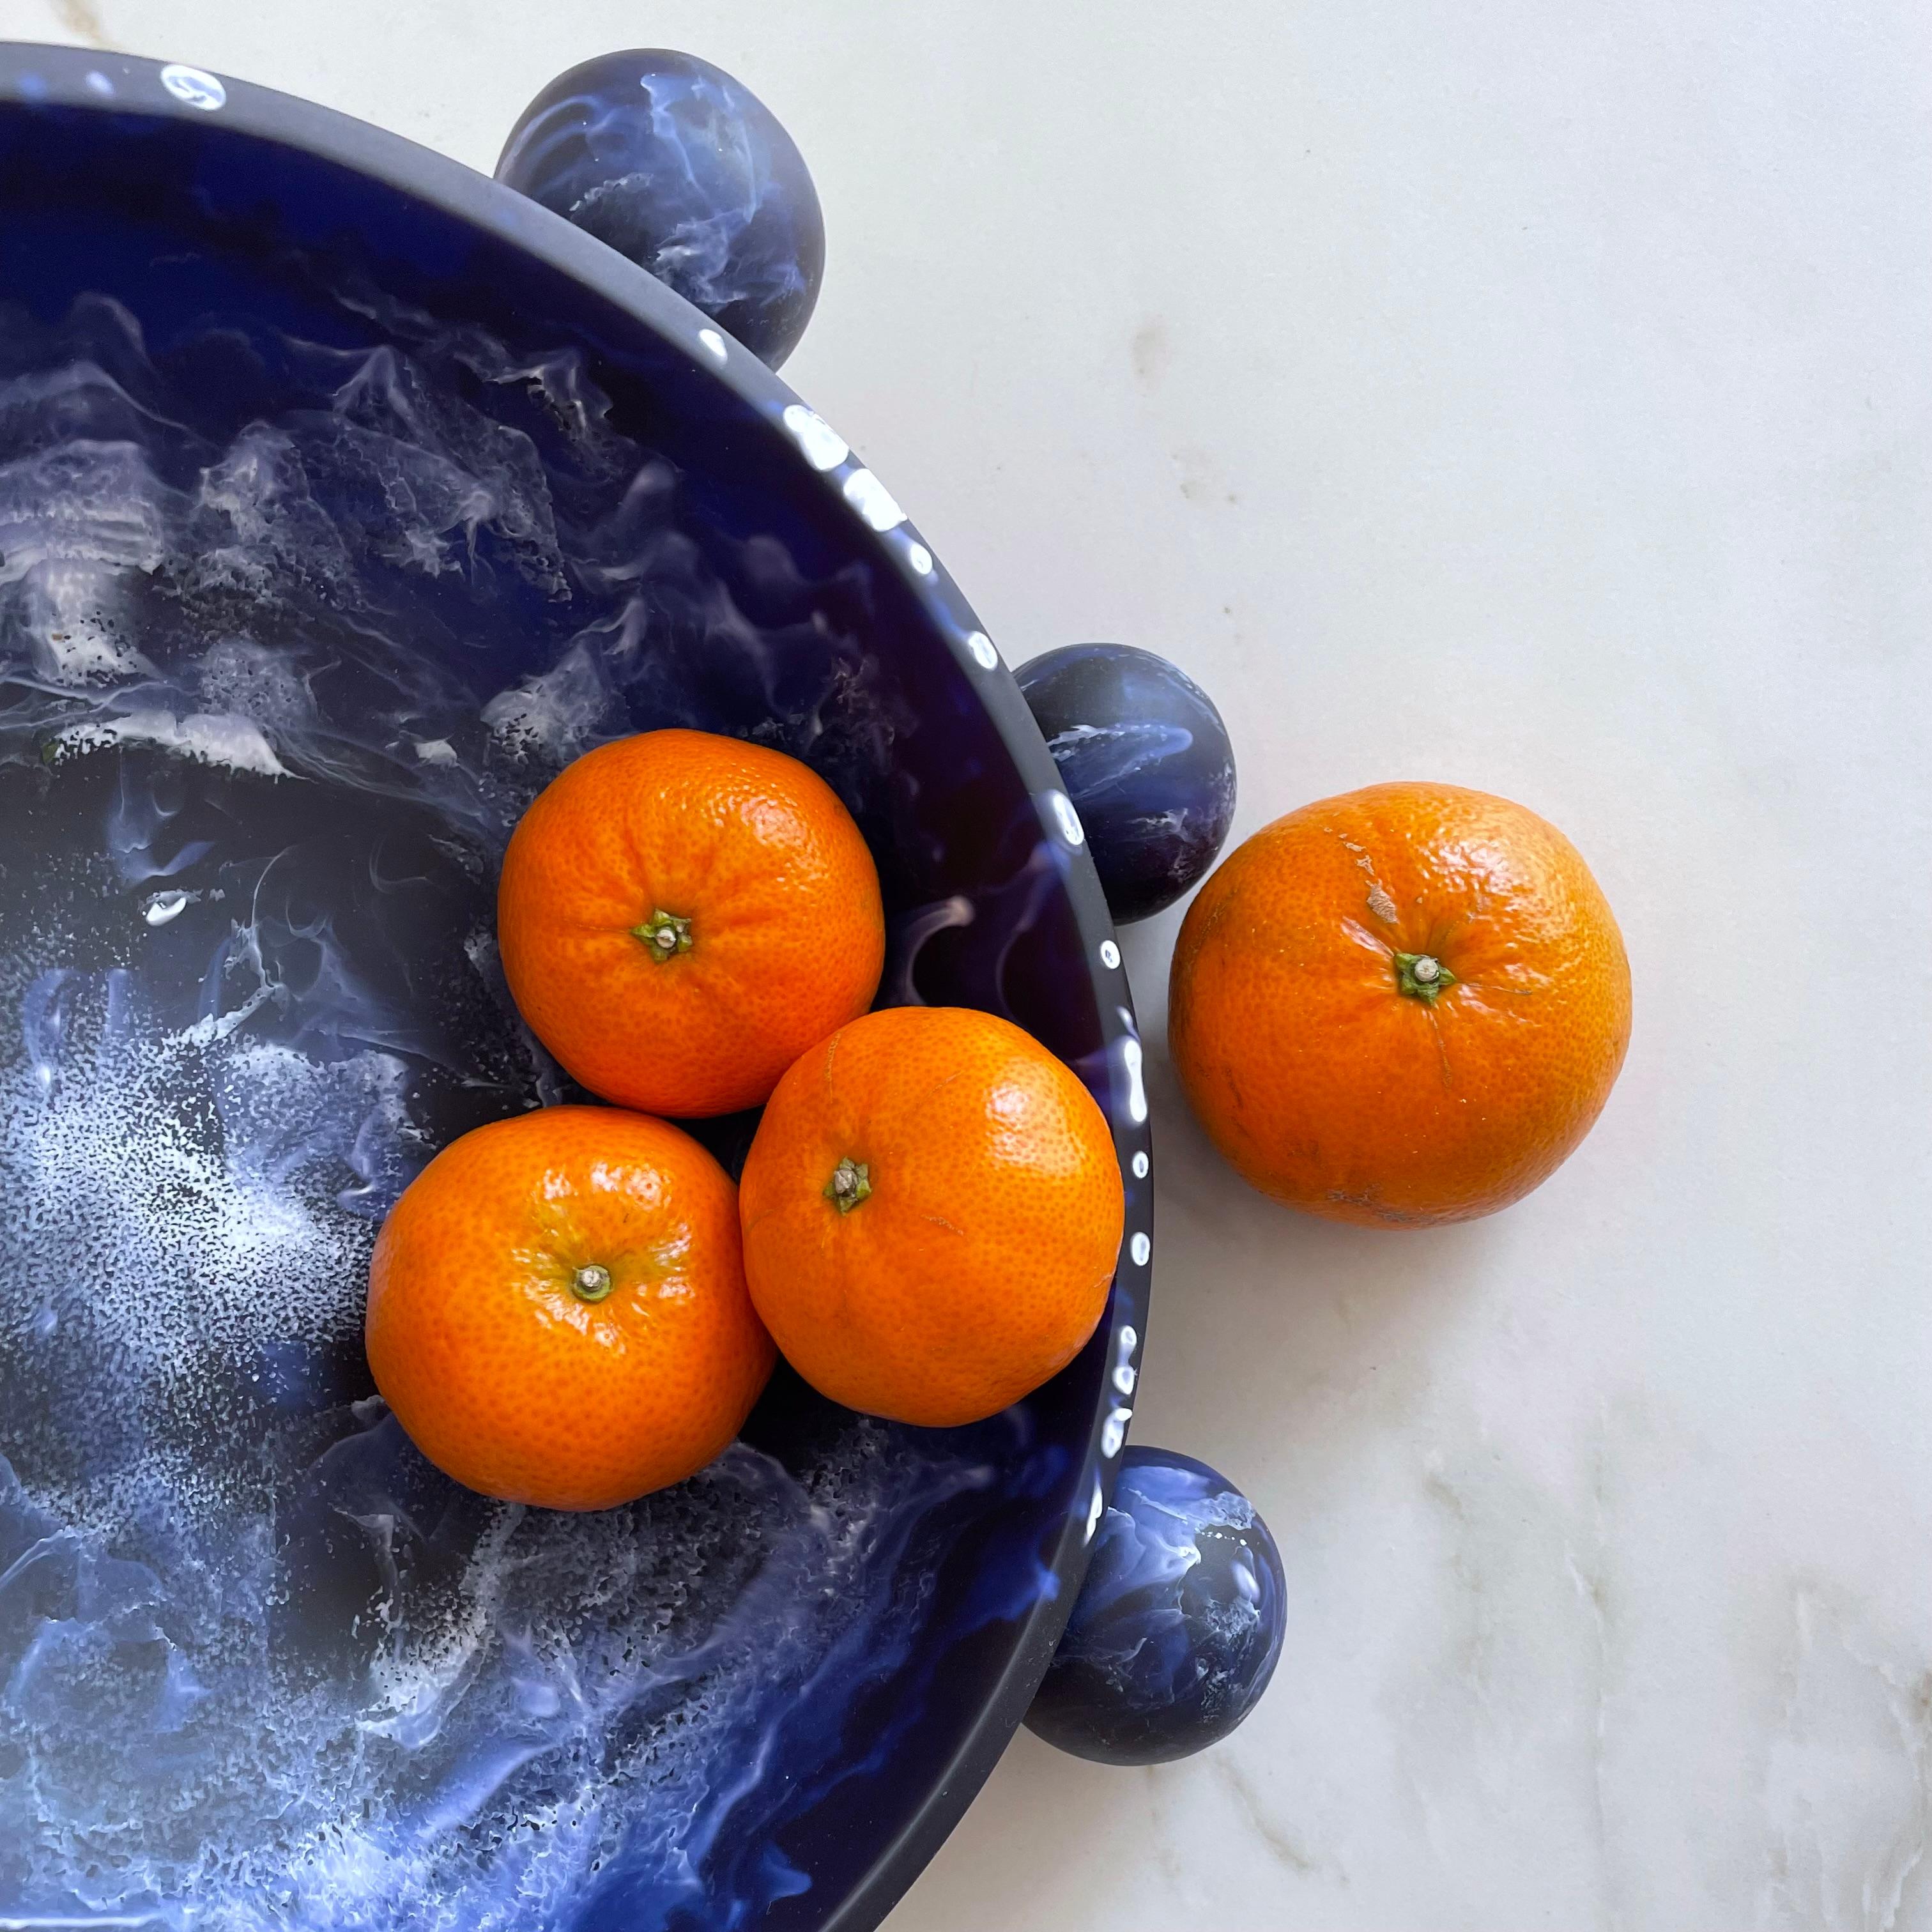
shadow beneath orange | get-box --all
[1113,904,1508,1522]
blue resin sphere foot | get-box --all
[497,49,825,368]
[1025,1447,1285,1765]
[1015,645,1236,924]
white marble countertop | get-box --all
[9,2,1928,1926]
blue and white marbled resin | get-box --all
[497,49,825,369]
[1025,1447,1285,1765]
[0,280,1081,1927]
[1015,644,1236,924]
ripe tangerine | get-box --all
[497,730,884,1118]
[365,1105,774,1510]
[1169,781,1631,1227]
[738,1005,1125,1428]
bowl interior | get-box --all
[0,69,1142,1932]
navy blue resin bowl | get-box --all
[1025,1447,1285,1765]
[1015,644,1236,924]
[497,49,825,370]
[0,47,1149,1932]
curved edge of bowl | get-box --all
[0,40,1154,1929]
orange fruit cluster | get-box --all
[365,730,1124,1512]
[364,722,1627,1519]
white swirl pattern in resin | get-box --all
[0,294,1078,1928]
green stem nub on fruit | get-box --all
[572,1263,614,1303]
[634,909,693,962]
[1394,952,1456,1005]
[825,1158,872,1214]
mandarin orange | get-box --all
[497,730,884,1118]
[365,1105,773,1510]
[738,1006,1124,1427]
[1169,782,1630,1227]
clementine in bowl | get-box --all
[365,1105,774,1510]
[739,1006,1125,1427]
[1169,781,1631,1227]
[498,729,885,1118]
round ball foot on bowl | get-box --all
[1025,1446,1284,1765]
[1015,644,1236,924]
[496,49,825,368]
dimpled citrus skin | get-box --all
[365,1107,774,1510]
[1169,782,1632,1227]
[497,730,885,1118]
[739,1006,1126,1428]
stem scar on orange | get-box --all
[497,729,885,1119]
[738,1006,1126,1428]
[365,1106,774,1510]
[1169,781,1632,1227]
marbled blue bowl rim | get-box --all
[0,40,1154,1932]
